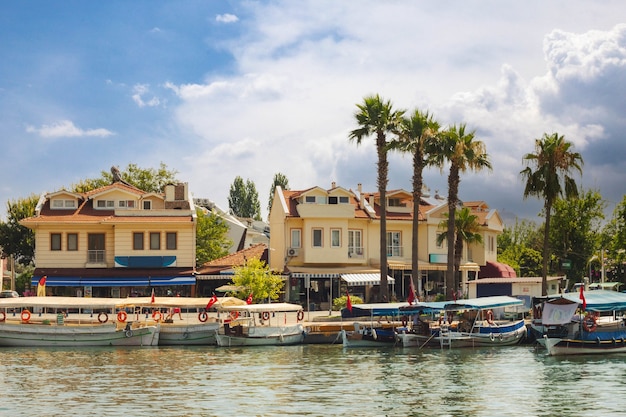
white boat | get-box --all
[0,296,159,347]
[538,290,626,356]
[398,296,527,349]
[214,303,305,347]
[119,296,247,346]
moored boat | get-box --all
[0,296,159,347]
[339,303,409,348]
[215,303,305,347]
[538,290,626,356]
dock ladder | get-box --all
[439,324,451,349]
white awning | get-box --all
[341,273,395,286]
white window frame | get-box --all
[331,229,341,248]
[312,228,323,248]
[290,229,301,248]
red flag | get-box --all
[579,285,586,311]
[246,293,253,305]
[151,288,155,304]
[407,279,416,305]
[39,276,47,286]
[206,294,218,310]
[346,289,352,313]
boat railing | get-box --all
[440,324,451,349]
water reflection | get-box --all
[1,346,625,416]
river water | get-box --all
[0,344,625,417]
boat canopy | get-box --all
[119,296,247,308]
[216,302,303,313]
[342,302,409,318]
[441,296,524,311]
[561,289,626,312]
[0,296,127,310]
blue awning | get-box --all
[31,276,196,287]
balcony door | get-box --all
[88,233,105,263]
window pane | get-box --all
[291,229,301,248]
[150,232,160,250]
[313,229,322,247]
[67,233,78,251]
[166,232,177,250]
[133,233,144,250]
[51,233,61,251]
[331,229,340,247]
[143,200,151,210]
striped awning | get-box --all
[341,273,395,286]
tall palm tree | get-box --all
[433,124,491,300]
[390,109,440,299]
[437,207,484,298]
[349,94,405,302]
[520,132,583,295]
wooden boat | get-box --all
[339,303,409,348]
[214,303,305,347]
[0,296,159,347]
[538,290,626,356]
[119,296,246,346]
[398,296,526,349]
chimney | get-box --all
[331,181,336,189]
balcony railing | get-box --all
[88,250,106,264]
[348,247,364,259]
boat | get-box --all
[339,303,409,348]
[214,303,306,347]
[398,296,526,348]
[538,290,626,356]
[0,296,159,347]
[119,296,246,346]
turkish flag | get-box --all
[206,294,218,310]
[346,289,352,313]
[246,293,253,305]
[579,285,586,311]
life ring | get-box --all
[98,312,108,324]
[0,311,5,322]
[297,311,304,322]
[230,311,240,320]
[486,310,495,325]
[152,311,163,322]
[198,311,208,322]
[21,310,31,322]
[489,333,495,342]
[182,331,190,339]
[583,314,597,332]
[262,311,270,321]
[117,311,128,323]
[125,329,133,338]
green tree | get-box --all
[434,124,491,299]
[0,195,38,265]
[195,208,232,266]
[550,189,605,283]
[72,162,178,193]
[497,219,544,277]
[268,172,289,215]
[390,109,440,295]
[228,176,262,220]
[349,94,405,302]
[520,132,583,295]
[601,195,626,281]
[230,257,284,303]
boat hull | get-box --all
[341,328,397,348]
[437,320,527,348]
[544,331,626,355]
[215,324,305,347]
[0,322,159,347]
[158,322,220,346]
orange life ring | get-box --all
[297,310,304,322]
[98,312,108,324]
[486,310,494,325]
[198,311,208,322]
[0,311,5,322]
[117,311,128,322]
[230,311,240,320]
[21,309,31,322]
[152,311,163,322]
[583,314,597,332]
[261,311,270,321]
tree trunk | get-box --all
[542,201,552,296]
[377,133,389,302]
[446,164,459,300]
[411,150,423,300]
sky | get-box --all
[1,1,625,225]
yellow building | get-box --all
[20,180,197,297]
[269,182,505,309]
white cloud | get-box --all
[25,120,114,138]
[132,84,162,108]
[215,13,238,24]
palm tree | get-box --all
[390,109,440,299]
[520,132,583,295]
[349,94,405,302]
[437,207,484,298]
[433,124,491,300]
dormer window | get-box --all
[329,196,338,204]
[96,200,115,208]
[51,199,77,209]
[143,200,152,210]
[118,200,136,209]
[305,196,316,203]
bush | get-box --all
[333,295,363,311]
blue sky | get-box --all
[1,1,625,224]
